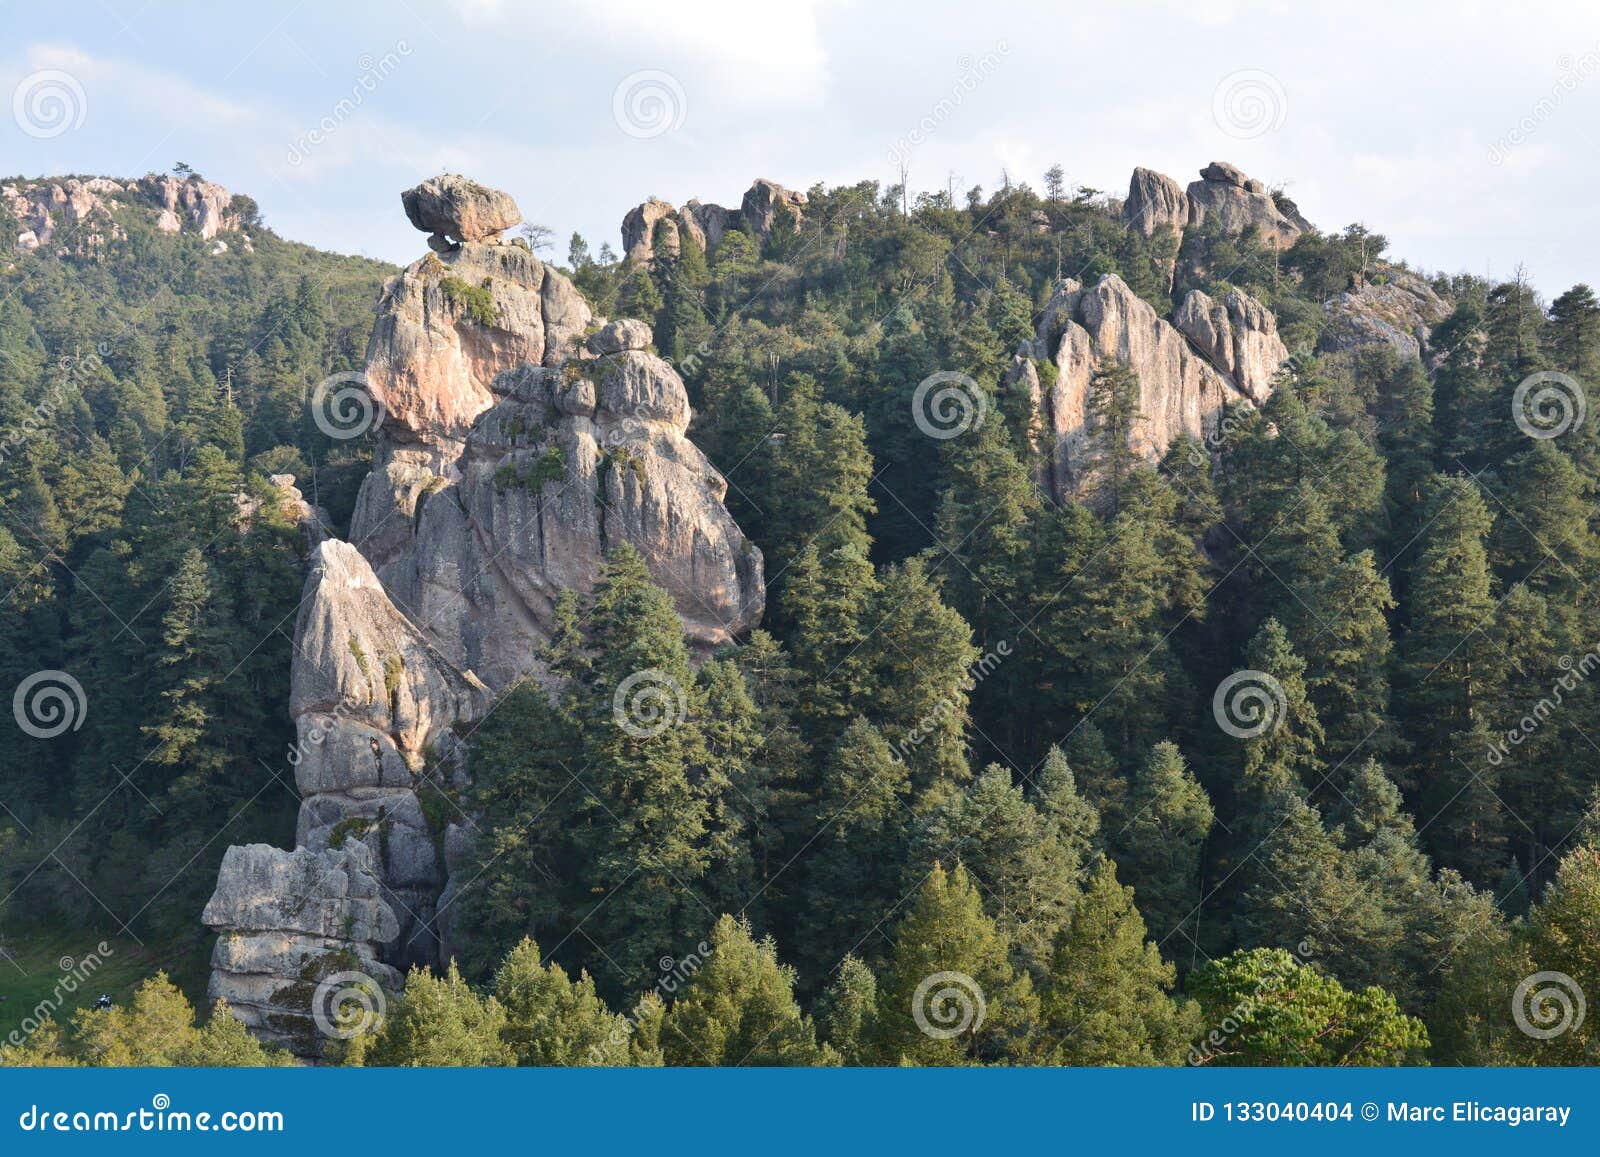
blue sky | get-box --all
[4,0,1600,292]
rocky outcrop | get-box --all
[402,174,521,245]
[205,177,765,1056]
[741,178,805,242]
[1172,287,1288,403]
[142,174,240,239]
[363,241,592,447]
[622,197,681,263]
[4,173,245,255]
[1123,167,1190,237]
[202,843,402,1053]
[1319,268,1451,361]
[5,178,125,255]
[621,178,804,263]
[1028,275,1264,499]
[681,199,733,251]
[1186,161,1301,249]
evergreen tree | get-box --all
[658,914,833,1066]
[872,863,1039,1065]
[1040,858,1200,1065]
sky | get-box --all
[3,0,1600,293]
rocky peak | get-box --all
[1186,161,1301,249]
[621,197,680,263]
[1122,167,1190,237]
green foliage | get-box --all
[440,276,499,327]
[1188,948,1429,1066]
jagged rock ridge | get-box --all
[4,173,247,256]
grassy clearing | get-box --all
[0,928,204,1033]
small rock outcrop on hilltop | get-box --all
[1122,167,1191,238]
[1320,266,1452,362]
[1016,273,1289,501]
[622,177,805,262]
[1185,161,1302,250]
[4,173,247,256]
[203,176,765,1056]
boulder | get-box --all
[587,318,654,355]
[401,174,521,243]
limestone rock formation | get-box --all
[620,178,805,262]
[1172,287,1289,403]
[1028,275,1266,498]
[205,177,765,1055]
[1186,161,1302,249]
[1319,268,1451,361]
[401,174,521,244]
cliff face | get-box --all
[202,176,765,1055]
[1017,268,1288,500]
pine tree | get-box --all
[872,863,1039,1065]
[658,914,833,1066]
[1085,358,1144,510]
[364,963,513,1067]
[1040,858,1200,1065]
[1188,948,1429,1065]
[817,954,879,1065]
[1108,742,1214,943]
[492,938,631,1066]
